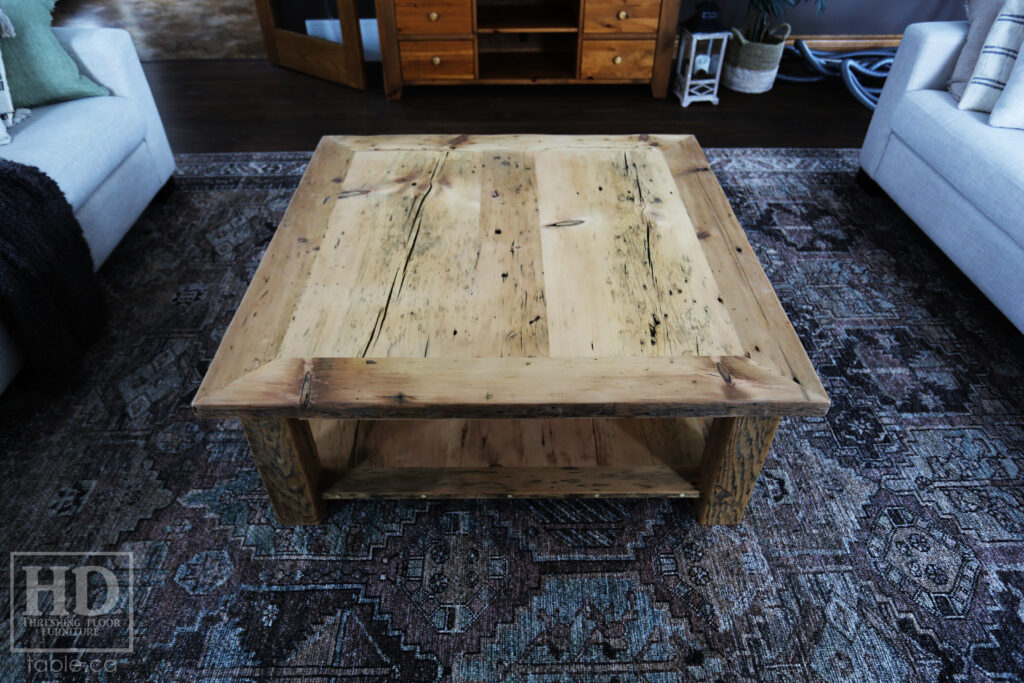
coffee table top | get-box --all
[193,135,828,420]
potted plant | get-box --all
[722,0,825,93]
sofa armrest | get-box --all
[52,27,174,182]
[860,22,968,177]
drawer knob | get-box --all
[613,55,623,65]
[428,11,439,21]
[432,56,442,65]
[617,10,628,19]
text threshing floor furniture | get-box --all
[192,134,830,525]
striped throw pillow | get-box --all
[959,0,1024,112]
[990,52,1024,127]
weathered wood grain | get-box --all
[192,135,829,520]
[308,419,358,470]
[315,417,700,470]
[534,147,742,357]
[194,355,829,419]
[321,465,700,498]
[695,416,780,525]
[654,135,829,405]
[241,417,324,524]
[473,151,549,357]
[193,137,354,403]
[277,149,447,358]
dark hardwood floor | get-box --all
[142,61,873,153]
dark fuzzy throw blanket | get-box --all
[0,159,101,377]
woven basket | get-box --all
[722,24,791,94]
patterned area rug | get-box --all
[1,148,1022,681]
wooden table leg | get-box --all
[695,416,781,525]
[241,417,324,525]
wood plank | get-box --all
[271,27,365,89]
[192,137,354,404]
[605,416,707,474]
[320,466,700,498]
[375,0,404,99]
[308,419,358,469]
[315,417,686,469]
[241,417,324,524]
[628,148,743,355]
[474,150,549,356]
[695,416,780,524]
[654,135,829,404]
[328,148,548,359]
[276,149,447,358]
[193,355,829,419]
[361,150,482,357]
[788,34,902,50]
[534,147,742,357]
[342,418,608,468]
[649,0,680,98]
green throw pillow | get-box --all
[0,0,107,108]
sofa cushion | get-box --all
[0,95,145,209]
[890,88,1024,249]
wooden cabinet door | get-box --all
[254,0,367,89]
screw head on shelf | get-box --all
[617,10,628,19]
[431,56,442,65]
[613,55,623,64]
[428,11,439,21]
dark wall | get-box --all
[707,0,965,35]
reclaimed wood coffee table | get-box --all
[192,134,829,526]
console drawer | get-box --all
[580,39,655,79]
[400,40,475,80]
[583,0,661,34]
[395,0,473,35]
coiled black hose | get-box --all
[777,39,896,110]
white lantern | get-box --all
[673,2,729,107]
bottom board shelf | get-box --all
[321,466,700,499]
[310,417,708,498]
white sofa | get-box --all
[860,21,1024,334]
[0,27,174,392]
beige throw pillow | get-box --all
[950,0,1008,100]
[958,0,1024,112]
